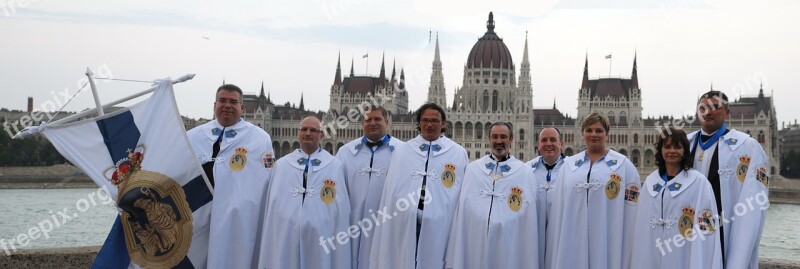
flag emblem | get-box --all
[624,183,639,205]
[697,209,716,235]
[756,165,769,187]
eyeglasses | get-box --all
[299,127,322,133]
[420,118,442,125]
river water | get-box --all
[0,188,798,260]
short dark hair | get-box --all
[217,84,243,101]
[699,90,729,109]
[489,122,513,139]
[654,127,693,175]
[364,105,389,121]
[415,103,446,132]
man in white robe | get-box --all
[258,116,352,269]
[631,169,722,268]
[187,84,274,269]
[688,91,769,269]
[369,103,468,269]
[446,122,539,269]
[524,127,565,269]
[336,107,403,269]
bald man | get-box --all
[525,127,565,269]
[258,116,352,269]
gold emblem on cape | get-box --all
[605,173,622,199]
[110,146,193,268]
[678,206,695,238]
[737,155,751,183]
[230,147,247,171]
[698,150,704,161]
[321,179,337,204]
[508,187,523,212]
[441,163,456,188]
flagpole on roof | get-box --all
[86,68,105,117]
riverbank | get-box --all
[0,246,798,268]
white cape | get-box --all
[631,169,722,268]
[336,136,404,269]
[546,149,639,269]
[525,156,564,269]
[688,129,769,268]
[258,148,352,269]
[446,155,539,269]
[187,119,274,269]
[369,135,468,269]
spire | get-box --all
[399,68,406,90]
[299,92,305,110]
[222,78,226,85]
[486,12,495,34]
[391,58,397,82]
[434,32,441,65]
[334,51,342,86]
[522,31,530,66]
[630,51,639,90]
[581,54,589,90]
[378,52,386,87]
[350,57,355,77]
[553,97,557,110]
[267,91,271,103]
[259,81,265,98]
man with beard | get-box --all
[336,106,404,269]
[446,122,539,269]
[369,103,468,269]
[258,116,352,269]
[525,127,565,269]
[687,90,768,268]
[187,84,274,268]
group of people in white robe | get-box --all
[192,85,768,269]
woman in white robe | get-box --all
[631,127,722,268]
[545,112,639,269]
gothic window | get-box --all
[519,129,525,141]
[476,122,484,139]
[634,133,639,144]
[483,91,489,111]
[492,90,499,111]
[632,149,641,167]
[608,111,615,124]
[465,122,474,140]
[645,149,654,167]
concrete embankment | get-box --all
[0,246,798,268]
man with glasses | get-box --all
[370,103,468,269]
[187,84,275,268]
[688,90,768,268]
[446,122,540,268]
[258,116,352,269]
[336,106,403,269]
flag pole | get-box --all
[86,68,104,117]
[365,53,369,76]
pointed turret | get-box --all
[399,68,406,90]
[378,52,386,87]
[334,52,342,86]
[391,58,397,82]
[631,52,639,90]
[581,54,589,90]
[427,33,446,106]
[299,93,305,111]
[259,81,266,98]
[553,97,557,109]
[350,57,355,77]
[267,91,272,104]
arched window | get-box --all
[631,149,641,167]
[465,122,474,140]
[492,90,499,112]
[455,122,464,140]
[519,129,525,141]
[475,122,484,139]
[608,111,616,125]
[482,91,489,111]
[645,149,654,167]
[634,133,639,144]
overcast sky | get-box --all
[1,0,798,127]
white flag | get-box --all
[42,80,212,269]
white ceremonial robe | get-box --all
[187,119,274,269]
[688,129,769,269]
[369,135,468,269]
[446,155,539,269]
[545,149,639,269]
[631,169,722,268]
[336,135,404,269]
[524,156,564,269]
[258,148,352,269]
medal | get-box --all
[698,151,704,161]
[490,172,503,181]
